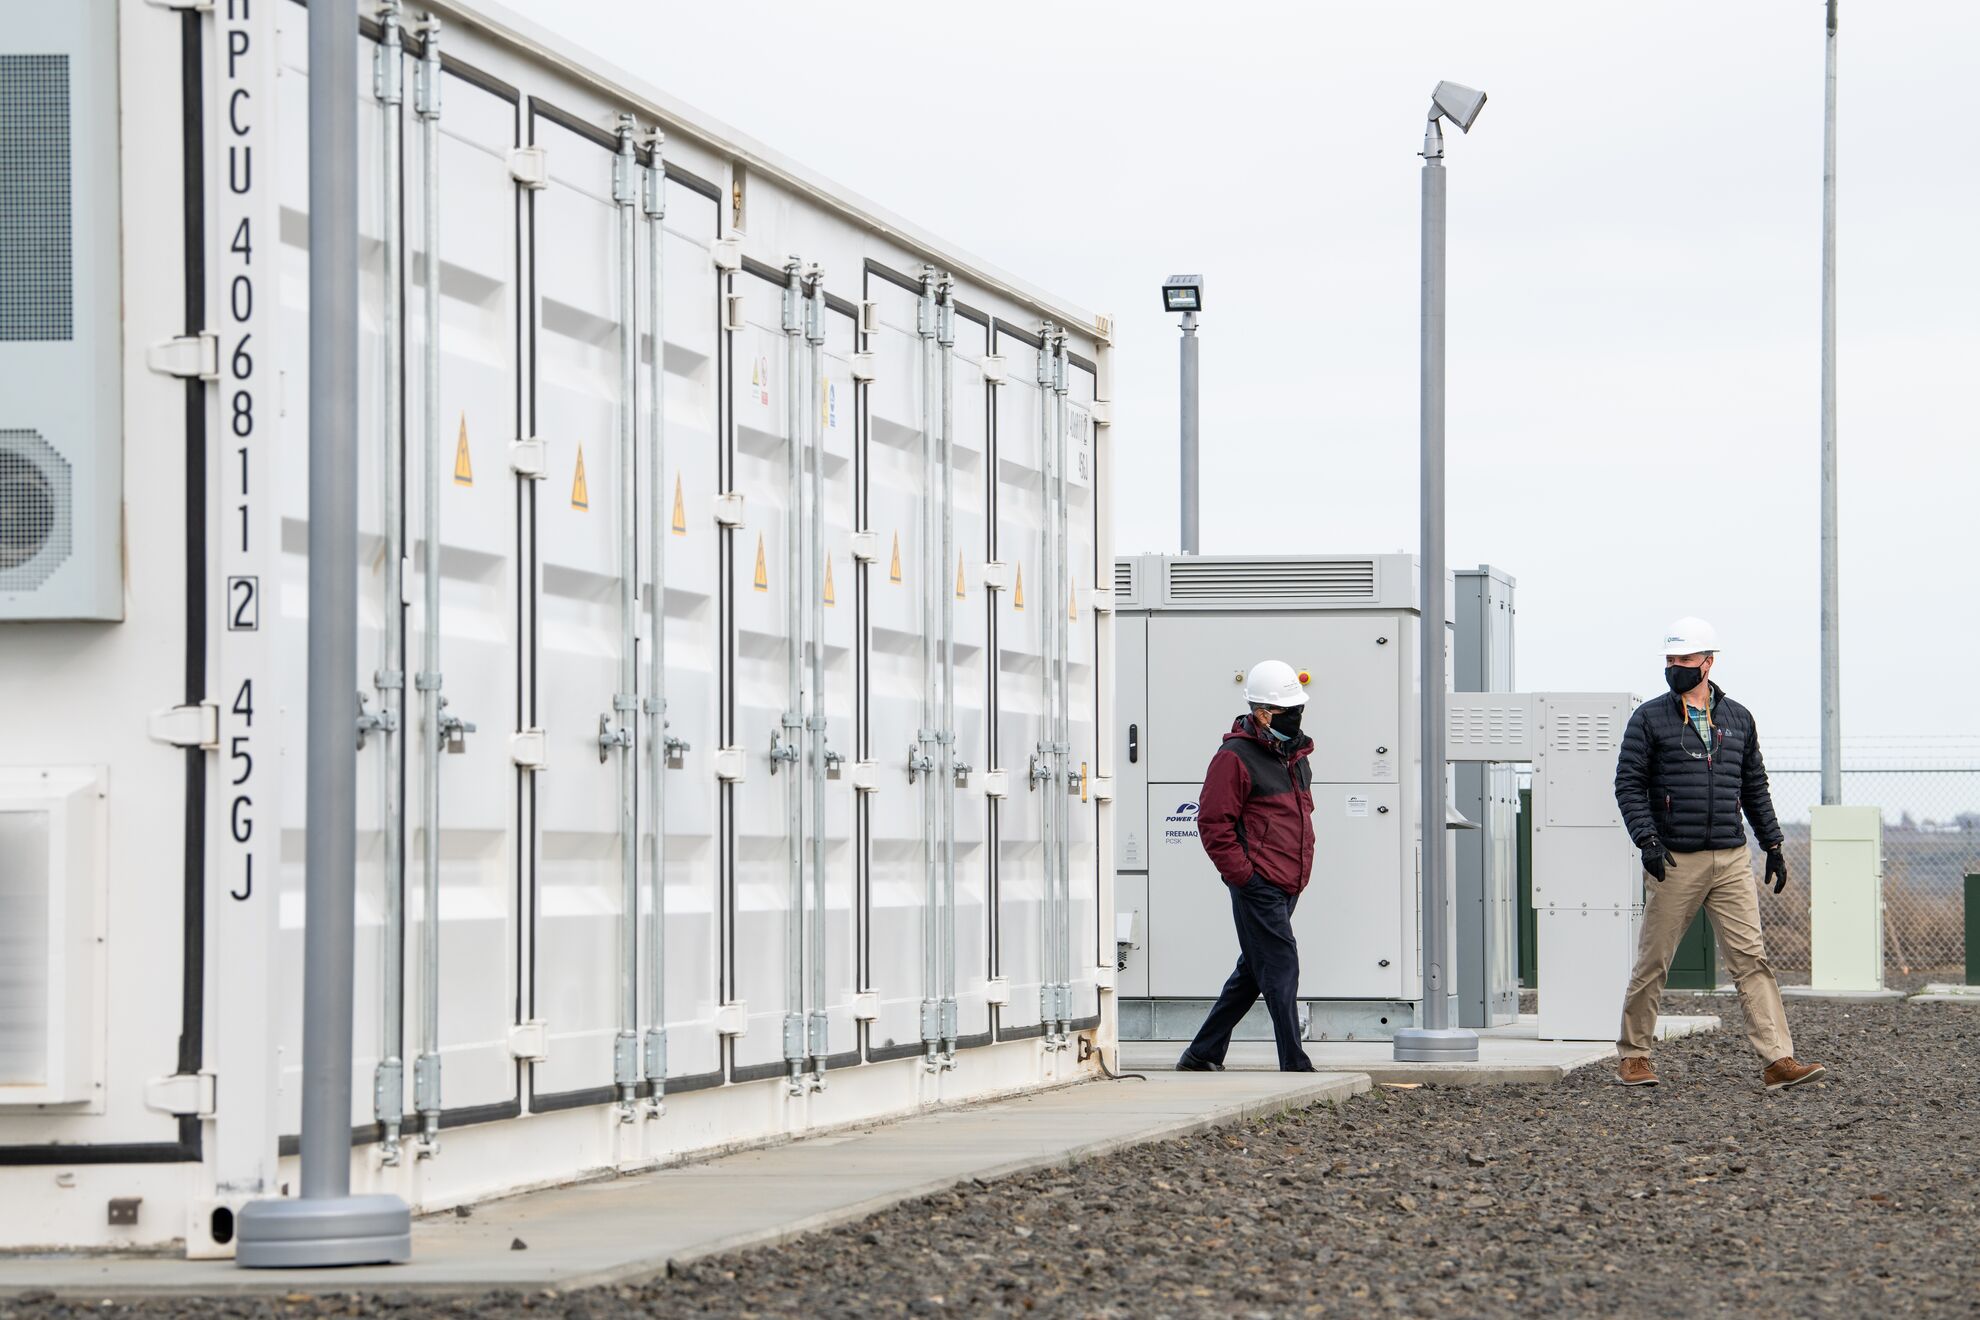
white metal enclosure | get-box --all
[0,0,1114,1256]
[1113,553,1452,1042]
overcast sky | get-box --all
[507,0,1980,758]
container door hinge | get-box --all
[146,332,218,380]
[508,146,548,189]
[144,1071,216,1117]
[510,728,548,769]
[980,354,1007,385]
[850,351,877,382]
[148,701,218,750]
[711,236,743,271]
[849,530,879,563]
[507,1020,549,1062]
[509,437,547,478]
[712,492,746,527]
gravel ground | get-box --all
[6,996,1975,1319]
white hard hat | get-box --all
[1660,616,1720,658]
[1244,659,1309,708]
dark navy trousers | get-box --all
[1183,875,1314,1072]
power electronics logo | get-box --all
[1162,800,1200,844]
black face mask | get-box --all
[1265,707,1304,743]
[1665,664,1705,695]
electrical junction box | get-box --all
[1808,805,1884,992]
[1113,553,1453,1041]
[1,3,124,620]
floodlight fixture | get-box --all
[1161,274,1203,314]
[1430,80,1487,133]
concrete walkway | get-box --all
[1121,1013,1720,1085]
[0,1070,1368,1299]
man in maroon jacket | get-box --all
[1177,659,1318,1073]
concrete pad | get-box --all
[1120,1013,1720,1086]
[1908,984,1980,1004]
[1782,986,1908,1002]
[0,1070,1368,1300]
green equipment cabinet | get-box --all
[1516,785,1716,990]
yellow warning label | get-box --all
[671,473,686,535]
[570,445,589,510]
[823,555,836,608]
[753,533,769,591]
[452,413,473,486]
[956,554,967,600]
[1013,563,1025,611]
[888,531,902,584]
[1069,577,1079,621]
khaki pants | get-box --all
[1617,845,1793,1064]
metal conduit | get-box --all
[916,269,941,1066]
[1051,332,1072,1043]
[937,277,959,1064]
[641,131,672,1116]
[610,117,640,1120]
[781,260,807,1095]
[1034,322,1057,1039]
[411,14,449,1154]
[805,270,830,1086]
[370,0,408,1166]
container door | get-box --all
[728,265,797,1073]
[407,65,526,1115]
[643,176,725,1085]
[862,274,931,1054]
[948,310,993,1043]
[815,300,862,1058]
[528,114,630,1100]
[1064,360,1102,1022]
[992,328,1046,1034]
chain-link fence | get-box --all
[1757,766,1980,982]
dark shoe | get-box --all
[1175,1053,1224,1072]
[1617,1056,1659,1086]
[1762,1057,1826,1091]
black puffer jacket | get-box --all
[1614,684,1784,854]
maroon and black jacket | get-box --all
[1198,715,1316,896]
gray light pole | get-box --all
[1393,82,1486,1067]
[236,0,412,1267]
[1819,0,1841,805]
[1162,275,1204,555]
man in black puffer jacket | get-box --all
[1612,617,1827,1091]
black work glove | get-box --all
[1764,846,1788,895]
[1641,840,1675,883]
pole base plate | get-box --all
[236,1193,412,1268]
[1391,1026,1481,1064]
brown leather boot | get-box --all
[1617,1056,1658,1086]
[1762,1057,1827,1090]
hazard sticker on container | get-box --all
[824,555,836,607]
[889,531,902,584]
[671,472,686,535]
[453,414,473,486]
[1013,563,1024,610]
[570,445,589,510]
[754,533,769,591]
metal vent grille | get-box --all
[1549,711,1616,754]
[1165,558,1376,602]
[0,430,72,590]
[0,808,52,1086]
[1113,559,1134,597]
[0,55,73,342]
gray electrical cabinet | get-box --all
[1114,553,1454,1041]
[1453,565,1519,1028]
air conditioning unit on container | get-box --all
[1,3,124,621]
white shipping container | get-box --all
[0,0,1114,1255]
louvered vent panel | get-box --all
[1165,558,1376,602]
[0,55,73,342]
[1113,559,1134,597]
